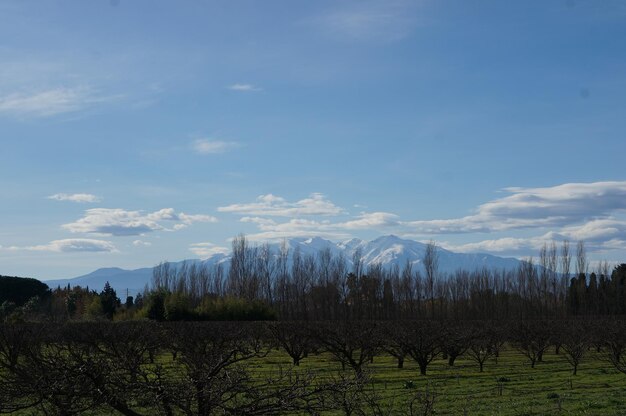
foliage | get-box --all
[0,275,49,307]
[99,281,119,320]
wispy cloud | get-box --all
[441,237,546,255]
[340,212,399,229]
[189,242,229,258]
[48,193,101,203]
[63,208,217,237]
[403,181,626,234]
[315,0,420,42]
[228,83,262,92]
[239,212,397,241]
[4,239,117,253]
[0,87,117,118]
[441,220,626,256]
[132,240,152,247]
[219,193,345,217]
[191,139,242,154]
[240,217,350,241]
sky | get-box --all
[1,0,626,280]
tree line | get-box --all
[3,237,626,322]
[143,237,626,322]
[1,319,626,415]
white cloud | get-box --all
[63,208,217,236]
[551,219,626,251]
[132,240,152,247]
[189,242,230,258]
[245,230,350,242]
[240,216,350,241]
[237,212,395,242]
[441,218,626,255]
[5,239,117,253]
[48,193,101,203]
[179,213,218,224]
[442,237,546,254]
[339,212,399,229]
[221,182,626,257]
[403,181,626,234]
[228,83,262,92]
[0,87,115,118]
[191,139,241,154]
[219,193,345,217]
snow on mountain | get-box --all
[43,235,524,295]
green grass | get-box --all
[250,346,626,415]
[5,345,625,415]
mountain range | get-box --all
[43,235,523,296]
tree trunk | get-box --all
[418,360,428,375]
[448,354,458,366]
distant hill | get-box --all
[45,267,153,297]
[43,235,524,295]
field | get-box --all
[8,347,623,415]
[3,321,626,415]
[251,347,626,415]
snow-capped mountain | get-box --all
[287,235,521,274]
[44,235,523,295]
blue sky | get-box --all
[1,0,626,279]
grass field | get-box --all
[4,342,626,415]
[249,346,626,415]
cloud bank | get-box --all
[219,193,345,217]
[403,181,626,234]
[5,239,117,253]
[63,208,217,236]
[222,182,626,256]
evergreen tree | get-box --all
[100,281,119,319]
[147,290,166,321]
[611,264,626,314]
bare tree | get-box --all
[466,337,495,373]
[440,322,471,366]
[560,239,571,279]
[381,321,409,369]
[575,240,587,278]
[604,319,626,374]
[558,321,590,375]
[539,243,549,315]
[511,321,551,368]
[310,321,381,378]
[257,243,275,304]
[268,321,314,366]
[396,321,443,376]
[352,247,364,279]
[423,241,439,319]
[229,234,249,298]
[548,241,559,316]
